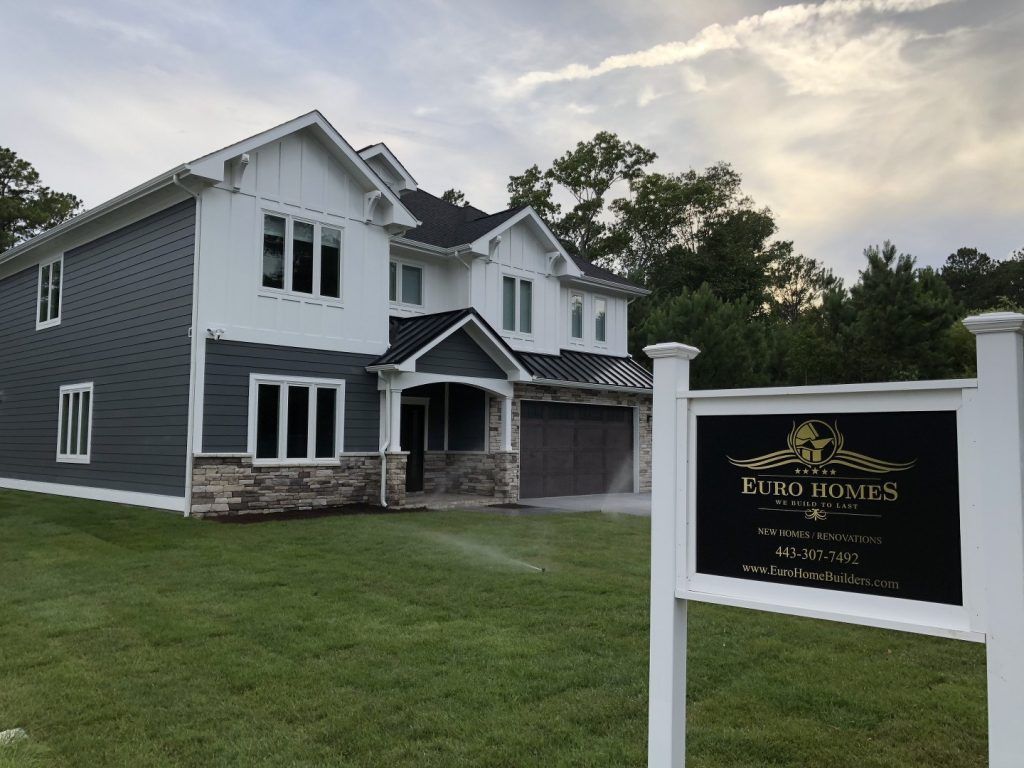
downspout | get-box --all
[173,172,202,518]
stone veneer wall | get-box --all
[488,384,654,495]
[190,453,407,517]
[422,450,517,500]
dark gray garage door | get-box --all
[520,401,634,498]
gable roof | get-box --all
[397,188,646,293]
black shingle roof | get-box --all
[518,349,653,390]
[398,188,644,292]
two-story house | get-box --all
[0,111,652,516]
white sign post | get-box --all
[644,312,1024,768]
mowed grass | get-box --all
[0,491,986,767]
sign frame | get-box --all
[644,311,1024,768]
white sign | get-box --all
[644,312,1024,768]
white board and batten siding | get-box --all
[470,220,630,357]
[196,129,392,357]
[644,313,1024,768]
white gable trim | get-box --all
[359,143,418,192]
[467,207,582,278]
[186,111,418,229]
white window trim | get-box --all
[569,291,585,342]
[501,274,534,338]
[36,255,64,330]
[593,295,609,346]
[57,382,93,464]
[258,210,345,305]
[389,258,425,308]
[246,374,346,466]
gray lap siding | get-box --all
[201,340,381,454]
[0,200,196,497]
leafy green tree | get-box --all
[939,247,997,310]
[0,147,82,251]
[635,285,771,389]
[609,163,788,307]
[441,188,467,206]
[507,131,656,258]
[767,250,841,323]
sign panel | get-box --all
[695,411,962,605]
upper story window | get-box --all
[390,260,423,306]
[502,276,533,334]
[570,292,584,340]
[37,256,63,330]
[249,374,345,465]
[57,382,92,463]
[594,297,607,343]
[261,213,342,299]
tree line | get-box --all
[505,133,1023,388]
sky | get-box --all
[3,0,1021,281]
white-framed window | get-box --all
[389,260,423,306]
[261,212,343,300]
[248,374,345,465]
[570,292,584,340]
[57,382,93,463]
[37,255,63,330]
[594,297,608,343]
[501,275,533,334]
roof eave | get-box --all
[529,377,652,394]
[561,274,650,296]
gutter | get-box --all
[0,164,189,267]
[562,273,651,297]
[529,377,653,395]
[172,172,203,518]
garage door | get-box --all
[520,401,634,498]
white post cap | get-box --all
[963,312,1024,335]
[644,342,701,361]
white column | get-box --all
[964,312,1024,768]
[644,341,700,768]
[388,384,404,453]
[501,395,513,452]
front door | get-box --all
[401,403,426,492]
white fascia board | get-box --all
[467,207,581,275]
[0,166,189,267]
[0,477,186,513]
[186,111,418,229]
[358,143,418,191]
[404,314,530,380]
[529,377,653,395]
[560,273,651,297]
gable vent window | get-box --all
[37,256,63,330]
[595,297,607,343]
[250,375,345,465]
[57,383,92,463]
[502,276,533,334]
[261,213,343,300]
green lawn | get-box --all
[0,490,986,767]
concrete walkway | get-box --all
[517,492,651,516]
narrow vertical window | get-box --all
[315,387,337,459]
[286,385,310,458]
[262,215,286,289]
[502,276,516,331]
[37,256,62,329]
[389,262,398,301]
[594,297,607,342]
[292,221,314,294]
[519,280,533,334]
[255,383,281,459]
[401,264,423,305]
[570,293,584,339]
[57,383,93,463]
[320,227,341,299]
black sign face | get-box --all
[695,411,962,605]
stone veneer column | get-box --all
[384,453,408,508]
[492,451,519,502]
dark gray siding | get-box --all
[0,200,195,497]
[417,329,505,378]
[203,340,380,453]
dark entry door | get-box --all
[401,403,426,492]
[519,402,634,498]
